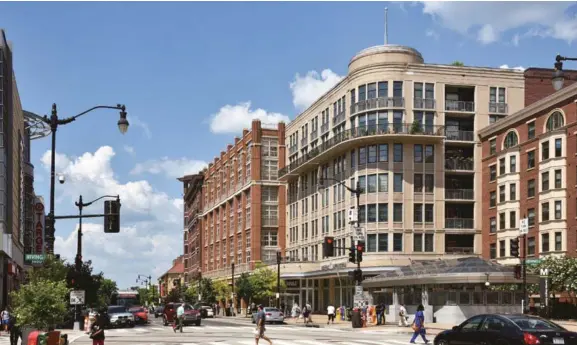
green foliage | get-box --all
[98,279,118,307]
[29,256,68,283]
[65,260,104,308]
[410,121,422,134]
[199,278,216,303]
[528,256,577,294]
[451,61,464,66]
[11,278,69,330]
[166,287,182,303]
[214,280,231,302]
[184,284,198,303]
[249,264,286,301]
[235,273,254,303]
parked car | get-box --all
[163,303,180,326]
[163,302,201,326]
[129,306,149,325]
[154,305,164,318]
[434,314,576,345]
[251,307,284,324]
[107,305,135,328]
[193,304,215,318]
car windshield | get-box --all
[183,304,193,311]
[108,306,127,314]
[511,317,564,330]
[265,308,280,312]
[130,308,145,313]
[201,305,212,309]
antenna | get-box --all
[384,7,389,45]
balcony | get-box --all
[310,130,318,141]
[301,137,308,147]
[445,130,474,142]
[332,111,346,126]
[445,218,474,229]
[289,145,298,156]
[321,122,330,134]
[350,97,405,115]
[445,189,474,200]
[445,158,474,171]
[413,98,436,110]
[489,102,508,114]
[445,100,475,112]
[279,124,445,178]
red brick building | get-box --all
[178,173,204,284]
[201,120,286,281]
[524,68,577,106]
[479,80,577,264]
[158,255,185,299]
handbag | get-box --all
[253,328,260,336]
[411,322,419,332]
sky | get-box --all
[1,1,577,289]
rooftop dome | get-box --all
[348,44,424,74]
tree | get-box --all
[235,273,254,304]
[198,278,216,303]
[11,278,69,330]
[451,61,464,66]
[184,284,199,303]
[249,264,286,301]
[65,260,104,308]
[529,256,577,295]
[213,280,231,303]
[166,287,182,303]
[97,278,118,307]
[29,255,68,283]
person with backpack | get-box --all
[9,314,21,345]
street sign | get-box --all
[540,268,549,277]
[25,254,45,265]
[520,218,529,235]
[355,286,363,295]
[70,290,85,305]
[353,227,365,241]
[527,258,542,265]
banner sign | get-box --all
[33,196,45,256]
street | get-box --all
[66,315,420,345]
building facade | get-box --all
[479,76,577,264]
[278,44,526,312]
[158,255,185,300]
[201,120,286,281]
[178,173,204,284]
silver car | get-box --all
[252,307,285,324]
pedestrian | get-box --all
[326,303,335,325]
[280,302,285,316]
[398,304,408,327]
[172,303,185,333]
[302,303,310,325]
[375,303,383,325]
[410,304,430,344]
[9,313,21,345]
[89,314,105,345]
[1,307,9,333]
[254,305,272,345]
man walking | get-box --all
[172,303,185,333]
[254,305,272,345]
[327,304,335,325]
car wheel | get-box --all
[195,320,201,326]
[128,323,135,328]
[437,339,448,345]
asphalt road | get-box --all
[65,313,426,345]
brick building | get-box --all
[479,79,577,264]
[524,68,577,107]
[178,173,204,284]
[201,120,286,281]
[158,255,184,299]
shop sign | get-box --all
[285,280,299,288]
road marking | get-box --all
[354,340,390,345]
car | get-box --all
[163,302,201,326]
[129,306,149,325]
[106,305,135,328]
[193,304,215,318]
[154,305,164,318]
[434,314,577,345]
[251,307,284,324]
[163,303,180,326]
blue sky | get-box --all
[1,1,576,288]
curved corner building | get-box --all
[278,44,526,311]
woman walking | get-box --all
[410,304,430,344]
[89,314,105,345]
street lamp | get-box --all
[552,55,577,91]
[276,248,281,309]
[40,103,129,254]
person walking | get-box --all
[9,313,21,345]
[410,304,430,344]
[172,303,185,333]
[89,314,105,345]
[254,305,272,345]
[1,307,9,333]
[327,304,335,325]
[399,304,408,327]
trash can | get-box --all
[351,308,362,328]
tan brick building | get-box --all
[178,173,204,283]
[201,120,286,282]
[479,75,577,264]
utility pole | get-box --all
[231,263,235,317]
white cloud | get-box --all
[499,64,526,72]
[512,33,521,46]
[421,2,577,44]
[425,29,440,40]
[209,102,289,134]
[123,145,135,156]
[129,116,152,139]
[289,69,343,111]
[41,146,184,287]
[130,157,207,179]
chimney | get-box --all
[242,129,249,136]
[234,137,240,144]
[227,144,233,151]
[220,151,226,160]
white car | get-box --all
[200,305,214,318]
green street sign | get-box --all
[25,254,45,265]
[526,259,542,265]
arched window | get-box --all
[503,131,518,149]
[546,111,565,132]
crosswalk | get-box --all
[97,339,417,345]
[104,325,349,335]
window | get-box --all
[425,204,434,223]
[510,183,516,201]
[393,233,403,252]
[413,233,423,252]
[510,211,516,229]
[555,169,562,188]
[490,243,497,259]
[358,176,366,194]
[542,171,549,191]
[425,145,434,163]
[367,174,377,193]
[358,85,366,101]
[378,233,388,252]
[358,205,366,223]
[367,83,377,99]
[542,141,549,160]
[510,156,517,173]
[393,144,403,162]
[555,138,562,157]
[527,237,535,255]
[490,191,496,207]
[528,208,535,226]
[378,174,388,192]
[499,158,506,175]
[378,204,388,222]
[367,234,377,252]
[367,204,377,222]
[490,217,496,233]
[490,165,496,181]
[414,174,423,193]
[393,173,403,192]
[528,121,535,139]
[368,145,378,163]
[499,213,505,230]
[528,179,535,198]
[379,144,388,162]
[546,111,564,132]
[414,145,423,163]
[555,200,562,219]
[542,202,550,222]
[378,82,388,98]
[499,185,505,203]
[490,139,496,155]
[393,81,403,97]
[414,204,423,223]
[542,233,550,252]
[359,147,367,165]
[393,203,403,222]
[425,174,434,193]
[499,240,506,257]
[261,230,278,247]
[527,151,535,169]
[503,131,518,149]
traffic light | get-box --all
[104,199,121,233]
[514,265,522,279]
[323,236,335,257]
[353,268,363,283]
[67,270,77,288]
[356,241,365,263]
[348,245,356,264]
[510,238,520,257]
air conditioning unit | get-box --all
[348,208,358,223]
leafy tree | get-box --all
[29,255,68,283]
[184,284,199,303]
[451,61,464,66]
[235,273,254,304]
[198,278,216,303]
[97,278,118,307]
[11,278,69,330]
[528,256,577,295]
[65,260,103,308]
[213,280,231,303]
[249,263,286,301]
[166,287,182,303]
